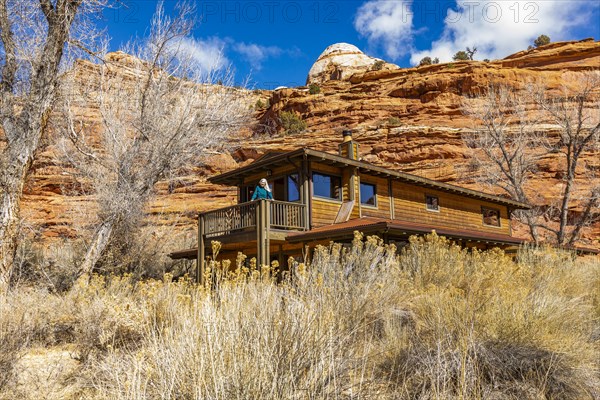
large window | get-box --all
[287,174,300,202]
[360,182,376,206]
[482,207,501,227]
[426,195,439,211]
[313,172,341,200]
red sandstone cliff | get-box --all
[21,39,600,249]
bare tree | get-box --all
[0,0,108,287]
[531,72,600,246]
[463,73,600,247]
[463,84,544,243]
[466,46,477,60]
[61,3,250,278]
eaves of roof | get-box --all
[286,217,526,246]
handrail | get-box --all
[202,201,257,237]
[201,200,307,237]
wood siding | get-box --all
[312,198,342,226]
[391,181,511,235]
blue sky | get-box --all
[102,1,600,89]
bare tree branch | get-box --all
[60,2,251,278]
[463,72,600,247]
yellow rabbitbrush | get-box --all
[0,233,598,399]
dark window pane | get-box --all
[273,177,285,201]
[244,186,254,202]
[426,195,439,211]
[313,172,341,200]
[482,207,500,226]
[360,182,376,206]
[287,174,300,202]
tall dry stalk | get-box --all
[0,234,597,399]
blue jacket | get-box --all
[251,186,273,200]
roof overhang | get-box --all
[286,217,526,246]
[169,248,197,260]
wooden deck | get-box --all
[202,200,307,238]
[197,200,307,284]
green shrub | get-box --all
[453,50,470,61]
[387,116,401,126]
[371,60,385,71]
[255,99,269,110]
[418,57,432,66]
[534,34,551,47]
[279,111,307,135]
[308,84,320,95]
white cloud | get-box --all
[233,43,283,70]
[175,36,229,73]
[354,0,415,59]
[172,36,295,73]
[410,0,598,65]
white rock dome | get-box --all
[306,43,395,85]
[317,43,363,57]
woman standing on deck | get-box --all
[251,178,273,200]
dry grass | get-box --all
[0,233,598,399]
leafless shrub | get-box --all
[59,2,251,278]
[462,73,600,247]
[0,301,27,393]
[10,233,85,292]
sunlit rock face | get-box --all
[306,43,398,85]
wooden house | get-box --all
[170,131,530,283]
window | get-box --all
[426,195,439,211]
[287,174,300,202]
[482,207,501,227]
[360,182,376,206]
[313,172,341,200]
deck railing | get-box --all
[270,200,306,230]
[202,200,307,237]
[203,201,257,237]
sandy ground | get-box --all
[10,346,81,400]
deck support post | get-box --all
[256,200,271,268]
[389,178,395,220]
[197,213,206,285]
[301,157,310,230]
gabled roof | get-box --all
[209,148,530,209]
